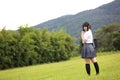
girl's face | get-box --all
[83,26,88,31]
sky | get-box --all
[0,0,114,30]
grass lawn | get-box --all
[0,51,120,80]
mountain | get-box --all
[35,0,120,42]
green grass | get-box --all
[0,51,120,80]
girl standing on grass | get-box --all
[81,22,99,75]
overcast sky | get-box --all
[0,0,114,30]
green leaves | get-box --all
[95,23,120,51]
[0,26,75,70]
[112,30,120,50]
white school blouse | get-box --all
[84,29,93,43]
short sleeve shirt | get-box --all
[84,29,93,43]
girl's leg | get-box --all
[85,58,90,75]
[91,57,99,75]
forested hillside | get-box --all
[35,0,120,41]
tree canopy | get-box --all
[0,26,75,70]
[95,23,120,51]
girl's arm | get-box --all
[81,31,86,43]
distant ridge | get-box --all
[35,0,120,41]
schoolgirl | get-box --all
[81,22,99,75]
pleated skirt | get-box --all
[81,43,96,58]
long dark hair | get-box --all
[82,22,91,31]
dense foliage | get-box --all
[95,23,120,51]
[0,25,75,70]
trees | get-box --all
[95,23,120,51]
[112,30,120,50]
[0,26,75,70]
[0,28,17,69]
[50,29,75,61]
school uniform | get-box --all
[81,29,96,58]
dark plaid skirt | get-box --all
[81,43,96,58]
